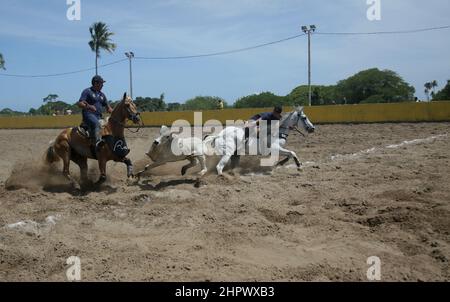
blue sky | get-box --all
[0,0,449,112]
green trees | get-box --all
[287,85,339,106]
[24,94,81,115]
[39,94,72,115]
[235,92,288,108]
[0,108,23,116]
[134,96,167,112]
[424,80,438,101]
[433,80,450,101]
[167,103,183,112]
[233,68,416,108]
[0,53,5,70]
[88,22,116,75]
[184,96,226,110]
[43,94,59,103]
[336,68,415,104]
[29,101,80,116]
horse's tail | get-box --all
[46,140,60,164]
[203,135,218,144]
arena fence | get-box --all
[0,101,449,129]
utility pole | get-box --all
[125,52,135,99]
[301,25,316,106]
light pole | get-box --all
[125,52,135,99]
[302,25,316,106]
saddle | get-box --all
[73,124,130,159]
[76,119,108,139]
[72,119,123,159]
[76,123,91,139]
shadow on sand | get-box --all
[136,177,202,191]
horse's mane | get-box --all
[280,111,295,128]
[111,98,125,116]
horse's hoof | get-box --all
[126,177,136,186]
[194,178,203,188]
[95,176,107,186]
[218,173,232,181]
[71,182,81,191]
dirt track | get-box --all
[0,123,449,281]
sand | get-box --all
[0,123,449,281]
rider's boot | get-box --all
[94,131,105,152]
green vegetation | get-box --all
[183,96,226,111]
[29,95,81,115]
[235,68,416,108]
[235,92,288,108]
[43,94,59,103]
[0,53,5,70]
[134,95,166,112]
[167,102,183,112]
[0,108,24,116]
[336,68,415,104]
[287,85,339,106]
[88,22,116,75]
[2,68,446,116]
[433,80,450,101]
[424,80,438,101]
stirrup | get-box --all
[95,140,105,149]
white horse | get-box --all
[204,106,315,175]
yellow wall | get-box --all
[1,102,449,129]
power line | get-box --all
[1,25,449,78]
[0,33,307,77]
[0,58,127,78]
[135,33,307,60]
[316,25,450,36]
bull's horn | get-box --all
[160,125,169,135]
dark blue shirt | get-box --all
[250,112,280,122]
[79,87,108,117]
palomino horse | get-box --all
[45,93,141,188]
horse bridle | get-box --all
[280,111,308,137]
[109,102,144,133]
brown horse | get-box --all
[45,93,141,188]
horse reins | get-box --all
[293,126,306,137]
[109,116,144,133]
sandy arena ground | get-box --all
[0,123,449,281]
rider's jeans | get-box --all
[83,112,101,143]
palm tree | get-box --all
[88,22,116,75]
[0,53,5,70]
[424,82,432,101]
[430,80,438,100]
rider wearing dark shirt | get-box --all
[245,106,282,142]
[77,75,113,147]
[250,106,282,126]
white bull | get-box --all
[135,126,207,179]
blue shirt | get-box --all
[79,87,108,117]
[250,112,280,122]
